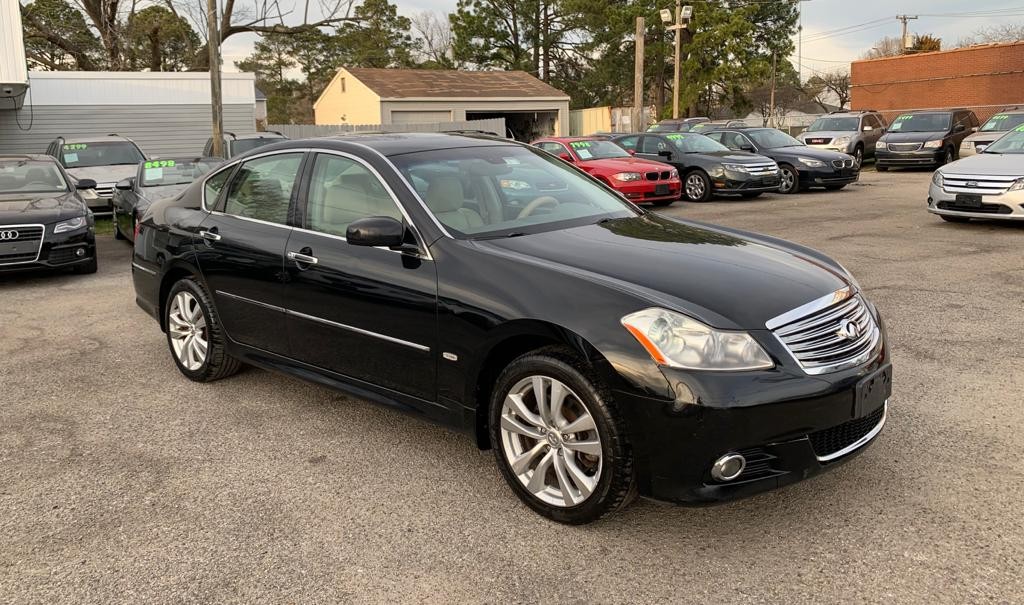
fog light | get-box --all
[75,247,86,257]
[711,452,746,482]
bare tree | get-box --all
[411,11,455,67]
[862,36,903,59]
[956,23,1024,47]
[806,68,851,109]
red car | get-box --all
[532,137,681,205]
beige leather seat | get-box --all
[424,175,483,232]
[313,173,402,236]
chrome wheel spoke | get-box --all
[561,412,595,435]
[501,414,544,440]
[563,439,601,456]
[510,441,548,474]
[561,450,596,499]
[526,450,554,494]
[552,450,579,506]
[167,291,208,371]
[505,393,543,428]
[532,376,550,424]
[549,380,568,427]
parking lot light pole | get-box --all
[206,0,225,158]
[662,3,693,120]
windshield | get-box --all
[393,145,638,239]
[889,113,951,133]
[0,159,69,194]
[648,123,683,132]
[231,138,282,157]
[980,113,1024,132]
[567,140,631,160]
[665,133,729,153]
[140,158,223,187]
[983,128,1024,154]
[806,117,859,132]
[60,141,144,168]
[747,129,803,149]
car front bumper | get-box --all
[0,226,96,273]
[616,316,891,505]
[804,142,855,155]
[876,148,945,167]
[712,172,781,194]
[798,165,860,187]
[927,183,1024,220]
[615,179,682,202]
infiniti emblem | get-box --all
[837,319,860,340]
[0,230,19,240]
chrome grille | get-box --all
[888,142,922,152]
[0,224,45,266]
[745,162,779,177]
[941,172,1019,195]
[768,289,880,375]
[831,159,855,169]
[94,186,114,198]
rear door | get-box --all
[195,151,305,354]
[283,151,439,401]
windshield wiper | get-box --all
[474,231,527,240]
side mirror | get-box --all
[971,126,979,133]
[75,178,97,190]
[739,144,755,152]
[657,150,673,160]
[863,125,873,132]
[558,152,573,162]
[954,124,966,133]
[346,216,406,249]
[626,149,636,155]
[115,178,133,191]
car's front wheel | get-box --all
[489,348,636,524]
[165,278,241,382]
[682,170,712,202]
[778,164,800,194]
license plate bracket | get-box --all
[654,184,669,195]
[855,364,892,417]
[955,193,982,207]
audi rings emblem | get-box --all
[0,230,20,240]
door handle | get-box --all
[287,250,319,265]
[199,229,221,242]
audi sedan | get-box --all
[132,133,891,524]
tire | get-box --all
[682,170,712,202]
[940,215,970,223]
[740,192,763,199]
[650,199,674,207]
[778,164,799,194]
[940,147,954,166]
[72,255,98,274]
[489,346,636,524]
[113,216,125,240]
[876,165,889,172]
[165,278,241,382]
[825,184,846,191]
[852,145,864,167]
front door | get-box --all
[283,151,438,401]
[195,152,304,354]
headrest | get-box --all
[424,175,465,213]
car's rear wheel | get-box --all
[778,164,799,194]
[489,348,635,524]
[165,278,241,382]
[682,170,712,202]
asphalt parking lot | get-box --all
[2,169,1022,604]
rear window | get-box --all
[60,141,144,168]
[0,159,68,194]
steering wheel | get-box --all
[516,196,559,219]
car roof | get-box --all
[148,156,223,162]
[535,136,607,143]
[0,154,57,162]
[296,132,521,157]
[59,134,133,144]
[231,132,288,140]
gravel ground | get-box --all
[1,169,1022,604]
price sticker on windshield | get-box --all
[63,144,87,151]
[144,168,164,180]
[144,160,176,169]
[63,153,79,163]
[570,141,592,149]
[992,114,1009,121]
[1014,124,1024,132]
[666,134,685,140]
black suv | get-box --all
[614,132,780,201]
[203,131,289,159]
[875,109,979,171]
[647,117,711,133]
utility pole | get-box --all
[897,14,918,54]
[633,17,645,132]
[768,52,777,128]
[673,0,681,119]
[206,0,224,158]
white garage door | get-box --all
[391,110,453,124]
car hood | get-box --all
[799,131,852,141]
[476,213,849,329]
[685,150,774,163]
[941,153,1024,176]
[138,183,190,205]
[962,131,1004,144]
[0,191,87,224]
[580,157,673,172]
[65,165,138,185]
[881,131,946,143]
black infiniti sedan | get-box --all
[613,132,780,202]
[113,157,223,242]
[0,154,97,274]
[703,127,859,194]
[132,133,891,524]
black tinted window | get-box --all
[222,153,302,224]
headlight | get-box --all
[53,216,87,233]
[612,172,642,182]
[932,171,944,187]
[875,141,886,149]
[963,141,974,149]
[669,169,679,179]
[833,136,851,147]
[797,157,826,168]
[923,139,943,149]
[1008,177,1024,192]
[621,308,774,371]
[722,163,749,172]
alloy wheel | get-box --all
[780,167,796,193]
[853,147,863,167]
[685,174,706,200]
[167,291,208,371]
[499,375,603,507]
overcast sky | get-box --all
[222,0,1024,76]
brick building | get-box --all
[851,41,1024,123]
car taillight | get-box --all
[133,219,142,240]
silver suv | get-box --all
[798,110,887,166]
[203,131,289,159]
[45,134,147,212]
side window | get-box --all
[305,154,403,237]
[969,112,979,128]
[617,136,639,151]
[538,142,567,156]
[222,153,303,224]
[204,167,233,209]
[704,132,724,144]
[640,136,666,154]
